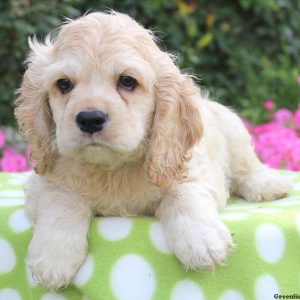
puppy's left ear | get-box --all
[147,64,203,187]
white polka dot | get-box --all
[221,212,248,221]
[8,178,27,186]
[171,280,204,300]
[0,198,25,207]
[111,254,155,300]
[149,222,171,254]
[250,208,283,214]
[219,290,245,300]
[256,224,285,263]
[0,238,16,273]
[9,208,31,233]
[0,288,21,300]
[98,217,132,241]
[284,172,299,180]
[255,274,279,300]
[273,197,300,207]
[0,190,24,197]
[11,172,31,179]
[292,182,300,190]
[226,203,257,211]
[41,293,67,300]
[73,255,94,287]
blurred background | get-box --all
[0,0,300,171]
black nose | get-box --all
[76,111,108,134]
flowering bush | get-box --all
[246,100,300,171]
[0,129,30,172]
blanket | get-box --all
[0,171,299,300]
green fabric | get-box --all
[0,171,299,300]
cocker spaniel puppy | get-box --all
[15,11,291,290]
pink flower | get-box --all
[291,146,300,162]
[273,109,293,125]
[248,106,300,171]
[4,146,18,155]
[264,99,275,110]
[253,122,278,135]
[0,148,29,172]
[0,130,5,148]
[294,109,300,126]
[266,154,282,169]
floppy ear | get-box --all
[147,66,203,187]
[15,38,57,175]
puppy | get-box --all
[15,11,292,290]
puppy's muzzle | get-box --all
[76,111,108,134]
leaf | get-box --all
[187,18,197,38]
[176,0,197,16]
[220,22,231,32]
[206,13,216,28]
[196,33,213,49]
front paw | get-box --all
[27,237,87,291]
[167,218,234,270]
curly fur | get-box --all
[15,11,292,291]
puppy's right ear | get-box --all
[15,37,57,175]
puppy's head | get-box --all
[15,12,202,187]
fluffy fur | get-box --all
[15,11,292,290]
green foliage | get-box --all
[1,0,299,126]
[0,0,82,126]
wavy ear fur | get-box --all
[147,62,203,187]
[15,37,57,175]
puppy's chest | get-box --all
[74,172,164,216]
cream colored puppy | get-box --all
[15,11,291,290]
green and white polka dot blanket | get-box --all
[0,171,300,300]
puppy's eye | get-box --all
[118,76,137,92]
[57,79,73,94]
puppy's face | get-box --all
[46,14,156,165]
[16,12,203,187]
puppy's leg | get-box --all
[156,181,233,270]
[228,118,292,202]
[26,179,91,291]
[233,163,292,202]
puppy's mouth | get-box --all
[85,142,106,148]
[75,139,134,166]
[80,141,112,151]
[79,139,126,154]
[78,132,111,148]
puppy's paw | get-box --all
[27,236,87,291]
[239,170,292,202]
[167,217,234,270]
